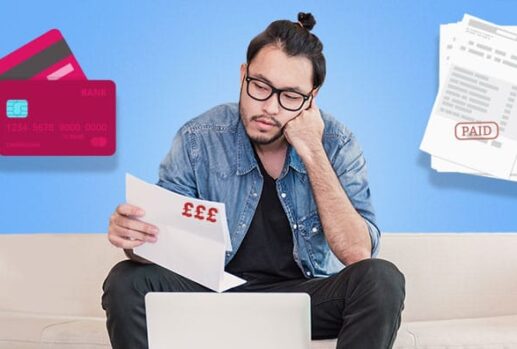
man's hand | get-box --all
[108,203,159,250]
[283,98,324,159]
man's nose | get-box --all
[262,92,280,115]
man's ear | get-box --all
[306,87,320,110]
[240,63,247,83]
[312,86,320,99]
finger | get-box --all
[108,233,147,249]
[116,203,145,217]
[111,224,157,244]
[303,98,318,116]
[114,215,159,237]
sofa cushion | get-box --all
[0,311,109,349]
[405,315,517,348]
[0,311,59,349]
[310,323,416,348]
[40,318,110,349]
[378,233,517,322]
[0,234,124,318]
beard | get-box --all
[238,99,284,145]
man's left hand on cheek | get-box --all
[283,99,325,158]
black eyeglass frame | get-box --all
[244,66,316,112]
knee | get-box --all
[342,258,406,310]
[361,258,405,289]
[103,260,151,292]
[101,260,156,310]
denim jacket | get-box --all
[157,103,380,278]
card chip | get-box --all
[6,99,28,118]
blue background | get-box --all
[1,0,516,234]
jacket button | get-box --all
[281,193,287,198]
[293,224,297,229]
[312,227,318,233]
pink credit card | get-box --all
[0,29,87,81]
[0,80,115,156]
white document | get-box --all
[430,22,517,181]
[126,173,245,292]
[421,14,517,180]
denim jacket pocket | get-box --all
[298,211,322,239]
[299,211,344,276]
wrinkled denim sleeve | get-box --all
[156,128,198,198]
[330,132,381,257]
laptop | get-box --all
[145,292,311,349]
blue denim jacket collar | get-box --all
[236,120,257,176]
[287,146,307,175]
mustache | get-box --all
[250,115,282,128]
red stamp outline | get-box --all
[454,121,499,140]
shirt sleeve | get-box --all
[329,131,381,257]
[156,128,199,198]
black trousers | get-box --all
[102,258,405,349]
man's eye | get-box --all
[253,82,268,90]
[284,94,302,100]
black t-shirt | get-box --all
[225,149,305,288]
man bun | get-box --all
[297,12,316,31]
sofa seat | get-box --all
[0,310,412,349]
[0,311,108,349]
[404,314,517,348]
[311,315,517,348]
[2,313,516,349]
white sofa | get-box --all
[1,233,516,349]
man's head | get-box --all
[239,12,326,147]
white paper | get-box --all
[421,14,517,180]
[431,156,517,181]
[126,173,245,292]
[430,22,517,181]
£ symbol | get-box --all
[206,208,218,223]
[194,205,206,220]
[181,202,194,217]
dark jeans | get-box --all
[102,258,405,349]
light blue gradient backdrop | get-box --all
[1,1,516,234]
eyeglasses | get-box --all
[244,67,315,112]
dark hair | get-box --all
[246,12,326,88]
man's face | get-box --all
[239,45,315,146]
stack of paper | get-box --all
[126,174,246,292]
[420,14,517,181]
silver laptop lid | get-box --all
[145,292,311,349]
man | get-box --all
[102,12,405,349]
